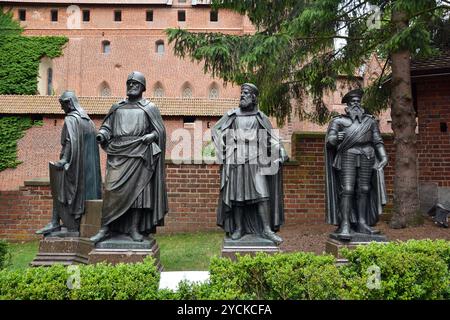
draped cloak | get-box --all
[53,108,102,226]
[98,98,168,235]
[212,108,286,235]
[325,114,387,226]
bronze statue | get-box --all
[212,83,288,245]
[36,91,102,237]
[90,71,168,243]
[325,88,388,240]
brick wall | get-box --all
[416,75,450,186]
[0,132,395,241]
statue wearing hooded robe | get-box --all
[90,71,168,243]
[36,91,102,236]
[212,83,288,245]
[325,88,388,241]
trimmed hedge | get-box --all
[0,257,160,300]
[0,240,448,300]
[0,240,10,270]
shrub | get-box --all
[0,257,160,300]
[340,240,450,300]
[0,240,11,270]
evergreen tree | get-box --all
[167,0,450,228]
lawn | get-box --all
[4,232,224,271]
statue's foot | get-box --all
[356,222,380,235]
[336,223,352,241]
[262,230,283,245]
[230,229,243,240]
[90,228,110,244]
[130,229,144,242]
[36,222,60,235]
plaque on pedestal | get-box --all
[221,234,281,261]
[30,237,93,266]
[88,234,163,271]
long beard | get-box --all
[347,107,364,122]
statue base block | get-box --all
[326,233,388,264]
[88,235,162,271]
[30,237,93,266]
[221,234,281,261]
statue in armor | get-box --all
[90,71,168,243]
[325,88,388,240]
[212,83,288,245]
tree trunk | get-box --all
[389,8,421,228]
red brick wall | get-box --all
[416,75,450,186]
[0,132,395,241]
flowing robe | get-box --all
[98,99,168,234]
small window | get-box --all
[82,10,90,22]
[51,9,58,22]
[146,10,153,22]
[209,86,219,99]
[156,40,164,54]
[114,10,122,22]
[154,87,164,97]
[18,9,26,21]
[210,10,218,22]
[182,87,192,98]
[178,10,186,22]
[102,40,111,54]
[47,68,53,95]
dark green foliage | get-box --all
[0,35,68,95]
[0,257,160,300]
[0,240,10,270]
[0,10,67,171]
[340,240,450,300]
[167,0,450,125]
[0,116,36,171]
[0,240,448,300]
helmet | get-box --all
[127,71,146,90]
[341,88,363,104]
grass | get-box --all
[3,231,224,271]
[6,241,39,270]
[155,231,223,271]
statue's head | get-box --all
[59,91,78,114]
[342,88,363,110]
[239,83,259,111]
[126,71,146,98]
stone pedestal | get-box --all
[80,200,103,238]
[30,237,93,266]
[221,234,281,260]
[326,233,388,264]
[88,235,163,271]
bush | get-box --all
[0,257,160,300]
[0,240,11,270]
[340,240,450,300]
[174,252,343,300]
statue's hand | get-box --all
[142,132,157,145]
[96,133,106,144]
[337,131,345,142]
[54,159,67,170]
[378,157,388,170]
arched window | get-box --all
[99,81,111,96]
[208,83,219,99]
[155,40,164,55]
[47,68,53,95]
[153,82,164,97]
[182,84,193,98]
[102,40,111,54]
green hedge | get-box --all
[0,257,160,300]
[0,240,10,270]
[0,240,448,300]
